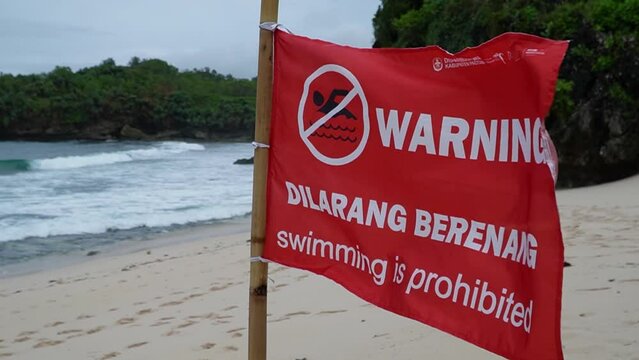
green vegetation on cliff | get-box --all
[373,0,639,187]
[0,58,256,141]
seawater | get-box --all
[0,141,253,266]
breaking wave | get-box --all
[0,142,205,173]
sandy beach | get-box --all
[1,176,638,360]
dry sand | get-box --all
[1,176,638,359]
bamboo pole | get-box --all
[249,1,278,359]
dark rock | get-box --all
[563,261,572,267]
[80,121,120,140]
[86,250,100,256]
[550,88,639,188]
[234,157,254,165]
[193,130,208,140]
[120,124,151,140]
[153,130,181,139]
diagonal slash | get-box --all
[302,88,358,138]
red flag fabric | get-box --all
[263,29,568,360]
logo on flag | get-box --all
[432,57,443,72]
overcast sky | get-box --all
[0,1,379,78]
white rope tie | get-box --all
[259,22,292,33]
[250,256,269,263]
[252,141,270,149]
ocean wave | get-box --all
[0,141,253,250]
[0,159,31,174]
[1,142,205,173]
[0,207,250,243]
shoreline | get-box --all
[0,176,637,359]
[0,216,251,279]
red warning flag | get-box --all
[263,29,568,360]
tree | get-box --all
[0,57,257,141]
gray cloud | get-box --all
[0,0,378,78]
[0,18,109,39]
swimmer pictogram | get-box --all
[313,89,357,120]
[297,64,370,166]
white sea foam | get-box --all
[0,204,250,243]
[0,141,253,243]
[31,142,205,170]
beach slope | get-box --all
[1,176,638,359]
